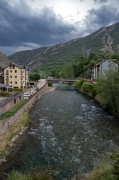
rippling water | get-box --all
[1,83,119,179]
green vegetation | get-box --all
[76,79,97,97]
[86,161,114,180]
[91,86,97,97]
[0,91,11,96]
[7,152,119,180]
[75,79,84,89]
[64,64,74,78]
[86,152,119,180]
[12,88,23,92]
[48,81,52,87]
[111,152,119,179]
[97,65,119,116]
[7,166,59,180]
[8,170,28,180]
[0,112,30,158]
[29,73,41,81]
[72,53,106,78]
[50,68,60,78]
[81,82,93,93]
[0,100,28,120]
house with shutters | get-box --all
[4,62,29,89]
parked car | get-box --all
[23,92,31,99]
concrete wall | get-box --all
[0,81,48,135]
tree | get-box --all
[51,68,57,77]
[29,73,40,81]
[64,65,74,78]
[97,65,119,117]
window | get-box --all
[15,81,17,84]
[15,70,17,73]
[15,76,17,78]
[10,81,12,84]
[6,70,9,75]
[10,70,12,73]
[10,76,12,78]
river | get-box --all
[1,83,119,179]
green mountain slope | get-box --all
[8,22,119,74]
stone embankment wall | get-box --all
[0,93,24,115]
[0,81,48,135]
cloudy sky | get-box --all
[0,0,119,56]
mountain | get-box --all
[8,22,119,74]
[0,52,11,68]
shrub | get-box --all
[91,85,97,97]
[75,79,84,89]
[111,152,119,180]
[81,82,93,93]
[12,88,23,92]
[86,161,114,180]
[48,81,52,87]
[0,91,11,96]
[7,166,59,180]
[7,170,28,180]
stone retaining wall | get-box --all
[0,93,24,115]
[0,81,48,135]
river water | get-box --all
[1,83,119,179]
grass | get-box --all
[0,100,28,120]
[0,112,30,158]
[86,160,115,180]
[7,170,28,180]
[7,166,59,180]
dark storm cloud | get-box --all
[0,0,119,55]
[0,0,76,47]
[94,0,108,3]
[83,4,119,28]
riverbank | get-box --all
[0,112,30,162]
[76,87,119,119]
[0,80,48,161]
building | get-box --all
[0,83,12,91]
[4,62,29,88]
[0,68,4,83]
[91,60,118,80]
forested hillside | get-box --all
[8,22,119,76]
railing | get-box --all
[46,78,78,82]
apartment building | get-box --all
[4,62,29,88]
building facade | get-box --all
[4,62,29,88]
[91,60,118,80]
[0,68,4,83]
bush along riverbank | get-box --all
[75,75,119,118]
[75,79,99,102]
